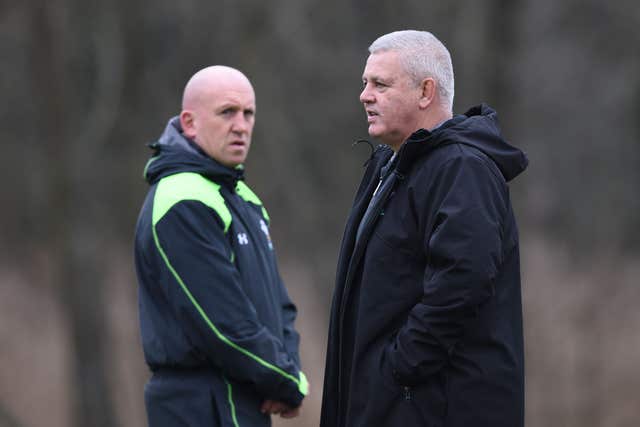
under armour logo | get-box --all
[237,233,249,245]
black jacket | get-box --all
[134,118,307,426]
[321,105,528,427]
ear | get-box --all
[418,78,436,109]
[180,110,197,139]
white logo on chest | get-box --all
[237,233,249,245]
[259,219,273,250]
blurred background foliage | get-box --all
[1,0,639,426]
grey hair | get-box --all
[369,30,454,110]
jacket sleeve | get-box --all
[387,155,509,385]
[153,200,307,407]
[277,274,302,369]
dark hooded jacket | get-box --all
[320,105,528,427]
[134,118,307,427]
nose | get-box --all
[360,84,373,104]
[231,113,251,134]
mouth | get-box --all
[366,109,379,123]
[229,141,246,147]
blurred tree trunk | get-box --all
[0,404,25,427]
[486,0,523,115]
[29,1,120,426]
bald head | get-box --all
[182,65,254,111]
[179,65,256,167]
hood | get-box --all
[143,116,244,188]
[399,104,528,182]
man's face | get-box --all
[184,80,255,168]
[360,50,423,150]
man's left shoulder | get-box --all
[412,143,502,184]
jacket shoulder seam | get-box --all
[152,172,232,233]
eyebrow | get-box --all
[363,75,394,84]
[217,103,255,112]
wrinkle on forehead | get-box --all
[364,51,399,76]
[363,51,414,89]
[182,66,255,110]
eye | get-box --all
[221,108,235,116]
[244,109,255,118]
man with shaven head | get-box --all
[321,31,528,427]
[134,66,308,427]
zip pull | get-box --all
[372,178,383,196]
[403,386,411,401]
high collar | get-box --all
[394,104,528,182]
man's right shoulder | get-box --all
[151,172,232,233]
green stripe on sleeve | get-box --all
[152,172,232,233]
[151,224,303,390]
[224,377,240,427]
[235,180,270,223]
[298,371,309,396]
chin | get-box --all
[368,127,383,139]
[370,132,392,143]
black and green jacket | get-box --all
[134,118,307,426]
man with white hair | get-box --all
[134,66,308,427]
[321,30,528,427]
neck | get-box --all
[388,108,453,152]
[422,107,453,131]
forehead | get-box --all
[210,84,255,107]
[362,50,405,79]
[193,75,255,108]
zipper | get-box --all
[335,153,385,420]
[335,147,400,420]
[336,172,400,420]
